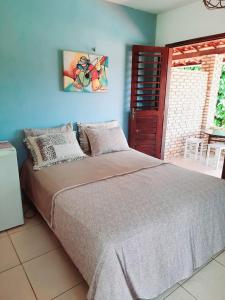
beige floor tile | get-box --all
[167,156,223,178]
[10,223,59,262]
[0,231,7,239]
[0,236,20,272]
[0,265,36,300]
[23,248,83,300]
[178,258,213,285]
[165,287,196,300]
[152,283,180,300]
[215,250,225,266]
[8,212,43,235]
[183,260,225,300]
[54,282,88,300]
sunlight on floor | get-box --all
[166,155,223,178]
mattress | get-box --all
[21,149,225,300]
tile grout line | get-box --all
[0,262,21,275]
[0,232,21,274]
[7,226,60,264]
[180,285,198,300]
[21,264,39,300]
[7,219,43,236]
[178,256,225,300]
[163,284,180,299]
[22,245,61,264]
[6,220,61,263]
[7,231,38,300]
[213,258,225,268]
[5,224,81,300]
[50,281,85,300]
[178,257,214,286]
[7,227,74,300]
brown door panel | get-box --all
[129,45,172,159]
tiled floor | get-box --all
[0,213,85,300]
[1,212,225,300]
[167,155,224,178]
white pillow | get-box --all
[25,131,86,170]
[85,126,130,156]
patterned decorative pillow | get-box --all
[77,120,119,154]
[25,131,86,170]
[24,122,73,138]
[85,126,130,156]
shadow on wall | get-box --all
[11,131,28,167]
[57,50,64,92]
[123,44,132,140]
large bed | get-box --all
[21,149,225,300]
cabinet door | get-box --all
[0,150,24,231]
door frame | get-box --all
[166,32,225,48]
[160,49,173,159]
[163,32,225,178]
[222,157,225,179]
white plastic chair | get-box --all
[184,137,204,160]
[206,143,225,170]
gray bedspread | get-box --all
[50,151,225,300]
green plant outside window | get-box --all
[183,65,202,71]
[214,64,225,128]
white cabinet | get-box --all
[0,145,24,231]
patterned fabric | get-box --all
[85,126,130,156]
[77,120,119,154]
[24,122,73,138]
[52,153,225,300]
[25,131,86,170]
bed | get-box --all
[21,149,225,300]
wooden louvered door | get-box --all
[129,45,172,158]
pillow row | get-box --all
[24,121,130,170]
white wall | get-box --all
[156,1,225,46]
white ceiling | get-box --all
[106,0,198,14]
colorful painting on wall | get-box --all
[63,50,109,92]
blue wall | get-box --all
[0,0,156,165]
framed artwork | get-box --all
[63,50,109,92]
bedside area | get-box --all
[0,143,24,231]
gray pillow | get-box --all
[77,120,119,154]
[24,122,73,138]
[85,126,130,156]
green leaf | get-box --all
[215,65,225,127]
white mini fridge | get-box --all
[0,145,24,231]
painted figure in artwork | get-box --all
[63,51,108,93]
[73,56,103,91]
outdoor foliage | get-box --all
[214,65,225,127]
[183,65,201,71]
